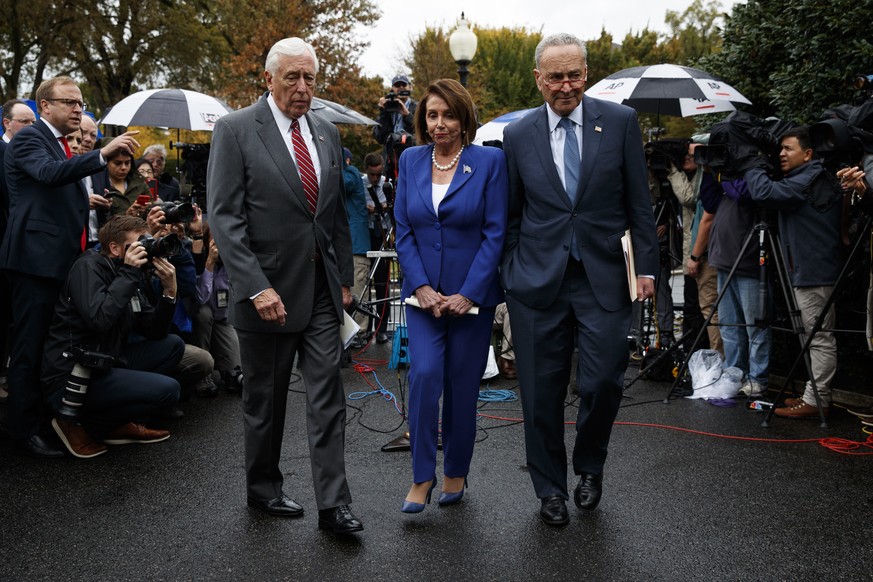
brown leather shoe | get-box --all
[498,356,517,379]
[781,397,804,408]
[104,422,170,445]
[774,401,829,419]
[52,418,107,459]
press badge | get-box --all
[217,289,229,308]
[130,294,142,313]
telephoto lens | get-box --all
[56,360,93,422]
[158,201,195,224]
[138,233,183,259]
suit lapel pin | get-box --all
[318,135,325,141]
[595,126,602,133]
[463,164,472,174]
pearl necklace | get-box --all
[432,145,464,171]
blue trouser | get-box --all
[406,304,495,484]
[717,271,771,384]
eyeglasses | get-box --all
[46,98,86,110]
[11,118,35,125]
[542,73,586,91]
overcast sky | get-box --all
[356,0,744,82]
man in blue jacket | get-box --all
[745,127,843,418]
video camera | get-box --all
[170,141,210,211]
[56,346,116,422]
[645,138,690,176]
[809,100,873,173]
[694,111,796,179]
[383,90,411,114]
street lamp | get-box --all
[449,12,477,87]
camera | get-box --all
[170,141,210,211]
[383,89,411,113]
[854,74,873,95]
[56,346,116,422]
[810,101,873,172]
[137,233,182,259]
[156,201,195,224]
[694,111,795,178]
[645,139,689,176]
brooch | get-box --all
[463,165,472,174]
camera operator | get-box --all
[146,203,216,401]
[374,75,417,181]
[745,127,844,418]
[362,152,394,343]
[668,140,724,354]
[374,74,417,145]
[646,147,683,348]
[44,215,184,458]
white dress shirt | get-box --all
[267,93,322,179]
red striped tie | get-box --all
[290,119,319,214]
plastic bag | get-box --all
[685,349,742,400]
[481,345,499,380]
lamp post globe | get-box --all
[449,12,478,87]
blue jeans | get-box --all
[717,271,771,384]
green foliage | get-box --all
[704,0,873,123]
[466,28,544,120]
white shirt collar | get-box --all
[267,92,312,136]
[40,117,65,140]
[546,102,584,133]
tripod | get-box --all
[663,211,831,425]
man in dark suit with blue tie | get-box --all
[0,77,139,457]
[501,33,659,526]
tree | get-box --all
[664,0,724,65]
[703,0,873,123]
[467,27,543,120]
[211,0,380,108]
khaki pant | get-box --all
[794,286,837,405]
[697,260,723,355]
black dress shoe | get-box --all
[16,434,65,458]
[247,495,304,517]
[573,473,603,510]
[318,505,364,534]
[539,495,569,526]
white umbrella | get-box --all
[310,97,377,126]
[585,64,751,118]
[99,88,234,131]
[473,108,537,145]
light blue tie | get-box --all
[559,117,580,202]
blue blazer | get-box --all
[0,120,104,280]
[500,97,659,312]
[395,143,508,307]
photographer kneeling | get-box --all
[44,215,184,458]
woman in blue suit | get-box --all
[394,79,508,512]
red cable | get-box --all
[474,413,873,455]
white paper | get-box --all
[404,296,480,315]
[340,310,361,349]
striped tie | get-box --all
[290,119,319,214]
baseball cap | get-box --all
[391,74,410,86]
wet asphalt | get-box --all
[0,340,871,581]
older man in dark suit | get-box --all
[0,77,138,457]
[206,37,361,534]
[501,33,659,526]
